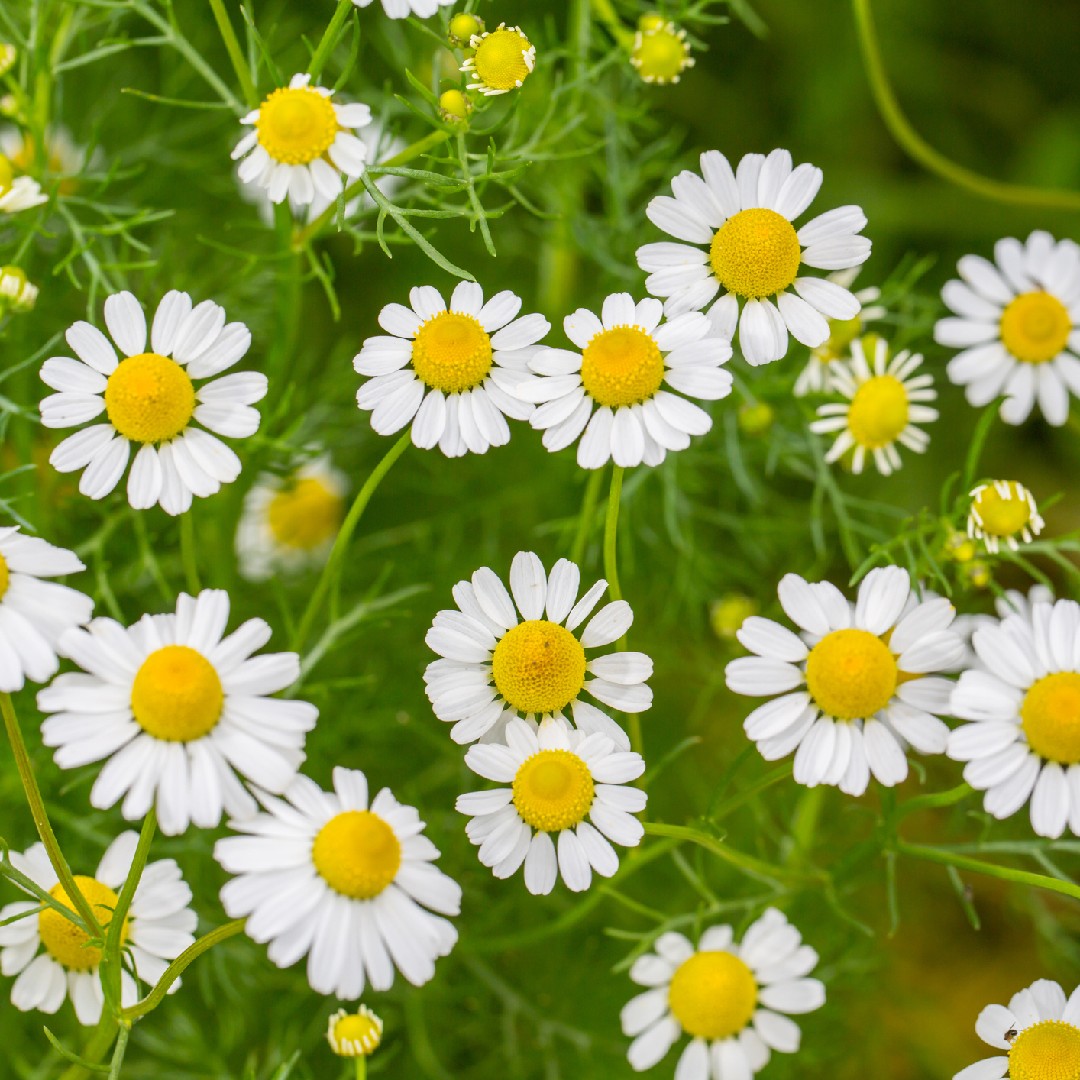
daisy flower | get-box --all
[235,456,346,581]
[967,480,1044,554]
[636,148,870,366]
[630,17,695,85]
[233,73,371,207]
[214,767,461,997]
[809,336,937,476]
[521,293,732,469]
[328,1005,383,1059]
[461,25,535,96]
[353,0,454,17]
[725,567,965,795]
[0,526,93,692]
[948,596,1080,838]
[354,282,548,457]
[424,550,652,747]
[935,231,1080,426]
[954,978,1080,1080]
[40,289,265,516]
[456,715,646,894]
[37,589,318,836]
[0,153,47,213]
[622,908,825,1077]
[0,833,196,1024]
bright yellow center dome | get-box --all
[999,291,1071,365]
[1022,672,1080,765]
[312,810,401,900]
[847,375,909,449]
[491,620,587,714]
[971,482,1032,539]
[632,28,691,83]
[38,877,128,971]
[411,311,493,394]
[267,476,343,551]
[512,749,595,832]
[104,353,195,444]
[1009,1020,1080,1080]
[256,86,338,165]
[131,645,224,742]
[805,628,898,720]
[709,208,802,299]
[580,326,665,408]
[668,951,758,1040]
[473,28,533,92]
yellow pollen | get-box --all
[1022,673,1080,765]
[512,749,595,832]
[473,28,533,91]
[632,28,692,84]
[846,374,910,449]
[104,353,195,444]
[0,552,8,599]
[411,311,493,393]
[668,951,758,1040]
[38,877,128,971]
[1000,291,1072,364]
[972,483,1032,538]
[805,628,898,720]
[709,208,802,299]
[1009,1020,1080,1080]
[267,475,343,551]
[492,620,587,714]
[330,1008,383,1057]
[580,326,665,408]
[131,645,224,742]
[312,811,401,900]
[255,86,338,165]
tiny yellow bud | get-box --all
[964,560,991,590]
[638,13,666,32]
[943,529,976,564]
[449,12,484,47]
[738,402,774,437]
[0,265,37,311]
[438,89,472,124]
[630,21,694,85]
[711,595,758,641]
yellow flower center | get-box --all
[312,811,401,900]
[491,620,587,714]
[846,374,910,449]
[267,475,343,551]
[255,86,339,165]
[0,154,12,195]
[580,326,665,408]
[709,208,802,299]
[0,552,9,599]
[130,645,224,742]
[667,951,758,1040]
[473,28,533,91]
[971,483,1032,539]
[999,291,1072,365]
[632,28,692,83]
[411,311,494,394]
[512,748,595,832]
[805,628,898,720]
[1009,1020,1080,1080]
[38,877,128,971]
[1022,672,1080,765]
[331,1010,383,1057]
[104,352,195,444]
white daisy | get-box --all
[232,73,371,207]
[456,715,646,894]
[967,480,1044,554]
[425,550,652,748]
[0,153,47,213]
[809,336,937,475]
[725,567,965,795]
[935,230,1080,426]
[948,596,1080,838]
[40,289,265,516]
[954,978,1080,1080]
[352,0,455,17]
[0,526,93,692]
[214,766,461,997]
[636,148,870,365]
[519,292,732,469]
[354,282,548,457]
[0,833,196,1025]
[622,908,825,1077]
[461,25,536,96]
[37,589,318,836]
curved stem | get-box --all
[56,1014,117,1080]
[309,0,355,82]
[568,468,605,566]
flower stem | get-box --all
[56,1014,117,1080]
[590,0,635,48]
[568,468,605,566]
[180,511,201,595]
[308,0,355,82]
[206,0,259,108]
[354,1057,367,1080]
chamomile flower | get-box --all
[353,0,454,16]
[424,551,652,747]
[520,293,733,469]
[235,456,346,581]
[461,25,536,96]
[622,908,825,1077]
[328,1005,383,1058]
[967,480,1044,554]
[637,148,870,365]
[936,231,1080,425]
[354,283,548,457]
[215,767,461,996]
[725,567,965,795]
[0,526,93,692]
[0,153,47,213]
[809,337,938,476]
[456,715,646,894]
[0,833,196,1024]
[37,589,318,836]
[40,289,266,516]
[0,125,89,196]
[0,265,38,311]
[630,18,695,85]
[948,597,1080,838]
[233,73,371,207]
[954,979,1080,1080]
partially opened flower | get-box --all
[353,0,454,17]
[0,153,47,213]
[461,25,535,96]
[967,480,1044,554]
[0,265,38,311]
[328,1005,383,1058]
[630,18,695,85]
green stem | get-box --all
[207,0,259,107]
[568,468,605,566]
[590,0,635,48]
[180,511,201,594]
[893,782,973,821]
[57,1014,117,1080]
[106,1027,129,1080]
[354,1057,367,1080]
[308,0,355,82]
[785,785,825,866]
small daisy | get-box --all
[462,24,536,96]
[456,715,646,894]
[725,567,965,795]
[935,231,1080,426]
[520,293,732,469]
[0,153,47,213]
[948,596,1080,838]
[37,589,318,836]
[954,978,1080,1080]
[0,526,93,692]
[967,480,1044,554]
[0,265,38,311]
[40,289,266,516]
[809,336,938,476]
[328,1004,383,1058]
[0,125,89,196]
[630,18,695,85]
[0,833,196,1024]
[354,282,548,457]
[233,73,371,207]
[636,148,870,365]
[215,767,461,996]
[353,0,454,17]
[235,456,346,581]
[622,908,825,1077]
[425,551,652,747]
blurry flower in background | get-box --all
[0,44,15,77]
[447,12,484,47]
[710,593,758,642]
[0,153,47,213]
[967,480,1043,554]
[328,1004,383,1058]
[630,15,695,85]
[0,124,90,196]
[0,265,38,312]
[462,24,535,96]
[352,0,454,17]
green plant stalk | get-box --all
[179,511,201,594]
[569,468,605,566]
[355,1057,367,1080]
[207,0,259,107]
[106,1027,129,1080]
[590,0,635,48]
[785,785,825,866]
[309,0,355,81]
[57,1013,116,1080]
